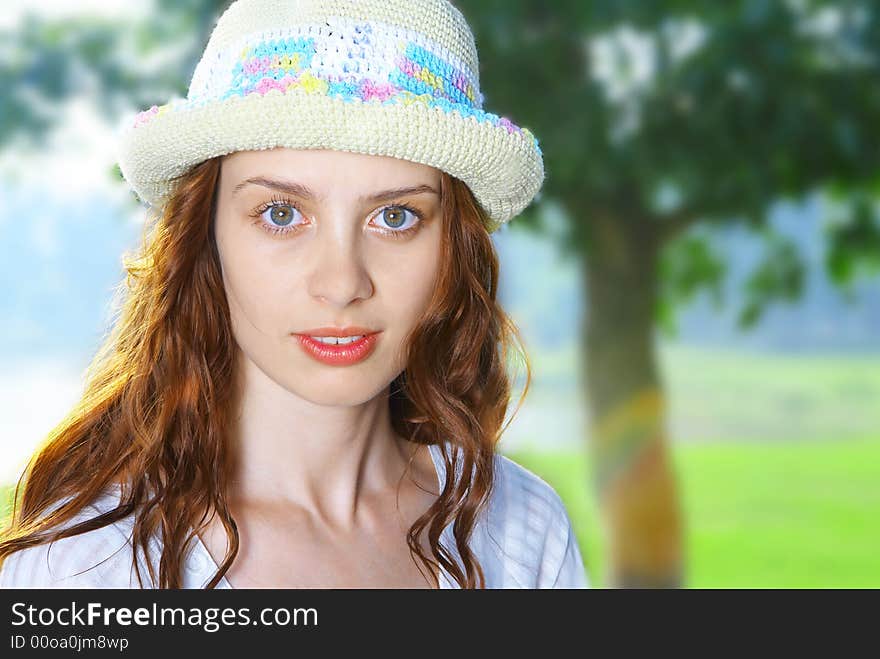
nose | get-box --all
[305,215,374,307]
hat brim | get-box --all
[116,89,544,232]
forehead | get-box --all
[220,148,440,189]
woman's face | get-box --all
[213,148,444,405]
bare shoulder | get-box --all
[0,489,141,588]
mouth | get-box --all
[293,331,381,366]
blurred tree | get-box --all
[454,0,880,588]
[4,0,879,587]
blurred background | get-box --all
[1,0,878,587]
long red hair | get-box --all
[0,156,531,588]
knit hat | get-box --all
[115,0,544,233]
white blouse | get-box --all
[0,441,589,588]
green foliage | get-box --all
[0,3,228,150]
[738,229,806,328]
[825,192,880,287]
[658,232,727,335]
[456,0,880,312]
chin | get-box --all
[286,372,394,408]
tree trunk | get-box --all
[580,212,685,588]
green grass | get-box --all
[523,342,880,442]
[509,437,880,588]
[659,344,880,442]
[4,438,878,587]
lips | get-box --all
[295,332,380,366]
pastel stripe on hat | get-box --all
[132,18,537,146]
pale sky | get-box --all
[1,2,157,482]
[0,96,135,204]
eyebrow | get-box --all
[231,177,439,203]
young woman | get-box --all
[0,0,588,589]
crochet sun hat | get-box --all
[115,0,545,233]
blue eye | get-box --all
[262,203,301,228]
[250,197,305,236]
[374,205,422,233]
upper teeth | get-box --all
[309,335,365,345]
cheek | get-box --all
[216,222,291,334]
[376,242,441,323]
